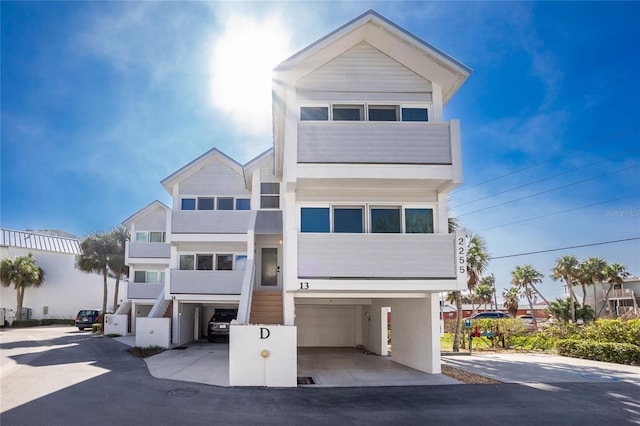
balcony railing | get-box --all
[127,283,164,300]
[172,210,251,234]
[298,122,453,164]
[127,242,171,259]
[170,270,244,294]
[602,288,636,299]
[298,233,456,279]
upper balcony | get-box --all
[127,242,171,260]
[298,121,454,165]
[170,270,244,294]
[127,283,163,300]
[298,233,457,280]
[172,210,252,235]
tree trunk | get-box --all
[580,284,587,306]
[525,292,537,330]
[102,269,108,323]
[528,282,549,305]
[112,275,120,313]
[592,284,598,312]
[16,287,24,321]
[567,277,576,323]
[452,291,463,352]
[596,284,615,319]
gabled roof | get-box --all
[242,148,274,189]
[274,9,471,102]
[1,228,81,255]
[121,200,170,228]
[160,148,244,194]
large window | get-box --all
[260,183,280,209]
[182,196,251,211]
[197,198,215,211]
[300,106,329,121]
[181,198,196,210]
[405,208,434,233]
[333,207,364,233]
[401,107,428,122]
[216,254,233,271]
[236,198,250,210]
[333,104,364,121]
[368,105,399,121]
[133,270,165,284]
[196,254,213,271]
[301,207,330,233]
[371,207,401,233]
[217,197,234,210]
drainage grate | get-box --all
[297,376,316,385]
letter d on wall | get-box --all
[260,327,270,339]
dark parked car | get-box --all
[207,309,238,342]
[75,309,102,331]
[470,311,512,319]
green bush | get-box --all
[40,319,75,326]
[92,323,102,333]
[10,319,41,328]
[582,319,640,346]
[556,338,640,365]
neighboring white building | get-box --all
[573,276,640,318]
[120,10,471,381]
[0,228,121,322]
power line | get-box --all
[458,164,639,217]
[451,148,639,208]
[477,193,639,231]
[452,126,640,195]
[490,237,640,260]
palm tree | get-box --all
[597,262,630,318]
[502,286,520,317]
[107,226,130,312]
[452,230,489,352]
[551,255,580,322]
[511,265,544,328]
[578,257,607,312]
[475,282,494,311]
[0,253,45,320]
[76,232,115,319]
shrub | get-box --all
[556,339,640,365]
[92,323,102,333]
[40,319,75,326]
[129,346,164,358]
[583,319,640,347]
[11,319,41,328]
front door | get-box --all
[260,247,279,288]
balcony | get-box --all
[170,270,244,294]
[172,210,251,234]
[127,283,163,300]
[127,242,171,259]
[298,122,454,164]
[298,233,456,279]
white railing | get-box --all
[236,260,256,325]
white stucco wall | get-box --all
[135,317,171,348]
[229,325,297,387]
[104,314,128,336]
[0,247,123,320]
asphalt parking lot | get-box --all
[2,326,639,426]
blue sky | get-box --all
[2,1,639,301]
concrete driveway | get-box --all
[442,352,640,387]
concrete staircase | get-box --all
[249,291,283,325]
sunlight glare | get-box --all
[209,14,292,136]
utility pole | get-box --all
[492,273,498,311]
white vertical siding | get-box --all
[298,233,455,279]
[135,208,167,230]
[179,161,249,196]
[298,122,451,164]
[172,211,251,234]
[298,42,432,93]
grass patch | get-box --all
[129,346,165,358]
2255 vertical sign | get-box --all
[457,234,467,275]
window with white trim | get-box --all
[133,270,165,284]
[178,253,247,271]
[181,196,252,211]
[300,103,429,122]
[135,231,166,242]
[260,183,280,209]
